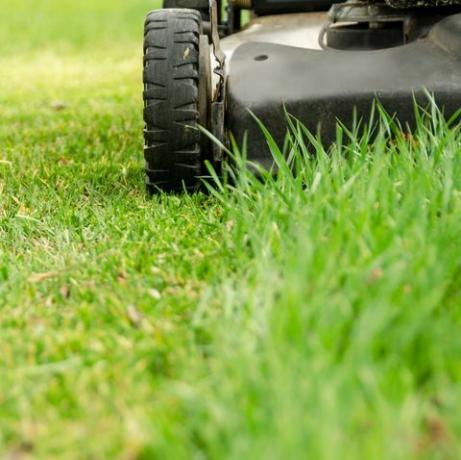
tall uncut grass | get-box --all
[162,102,461,459]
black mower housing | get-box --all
[226,13,461,166]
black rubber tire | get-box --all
[143,9,203,193]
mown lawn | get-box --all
[1,1,461,459]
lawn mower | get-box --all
[143,0,461,192]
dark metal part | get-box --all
[326,23,406,49]
[199,35,212,131]
[385,0,461,7]
[211,102,226,162]
[254,0,339,15]
[210,0,226,102]
[323,1,413,49]
[209,0,227,162]
[226,14,461,165]
[226,2,239,34]
[164,0,211,19]
[164,0,209,7]
[328,2,408,23]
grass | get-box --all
[1,1,461,458]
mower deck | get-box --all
[224,13,461,164]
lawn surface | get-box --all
[1,1,461,459]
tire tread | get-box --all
[143,9,202,192]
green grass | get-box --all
[1,1,461,458]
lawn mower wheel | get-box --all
[143,9,211,193]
